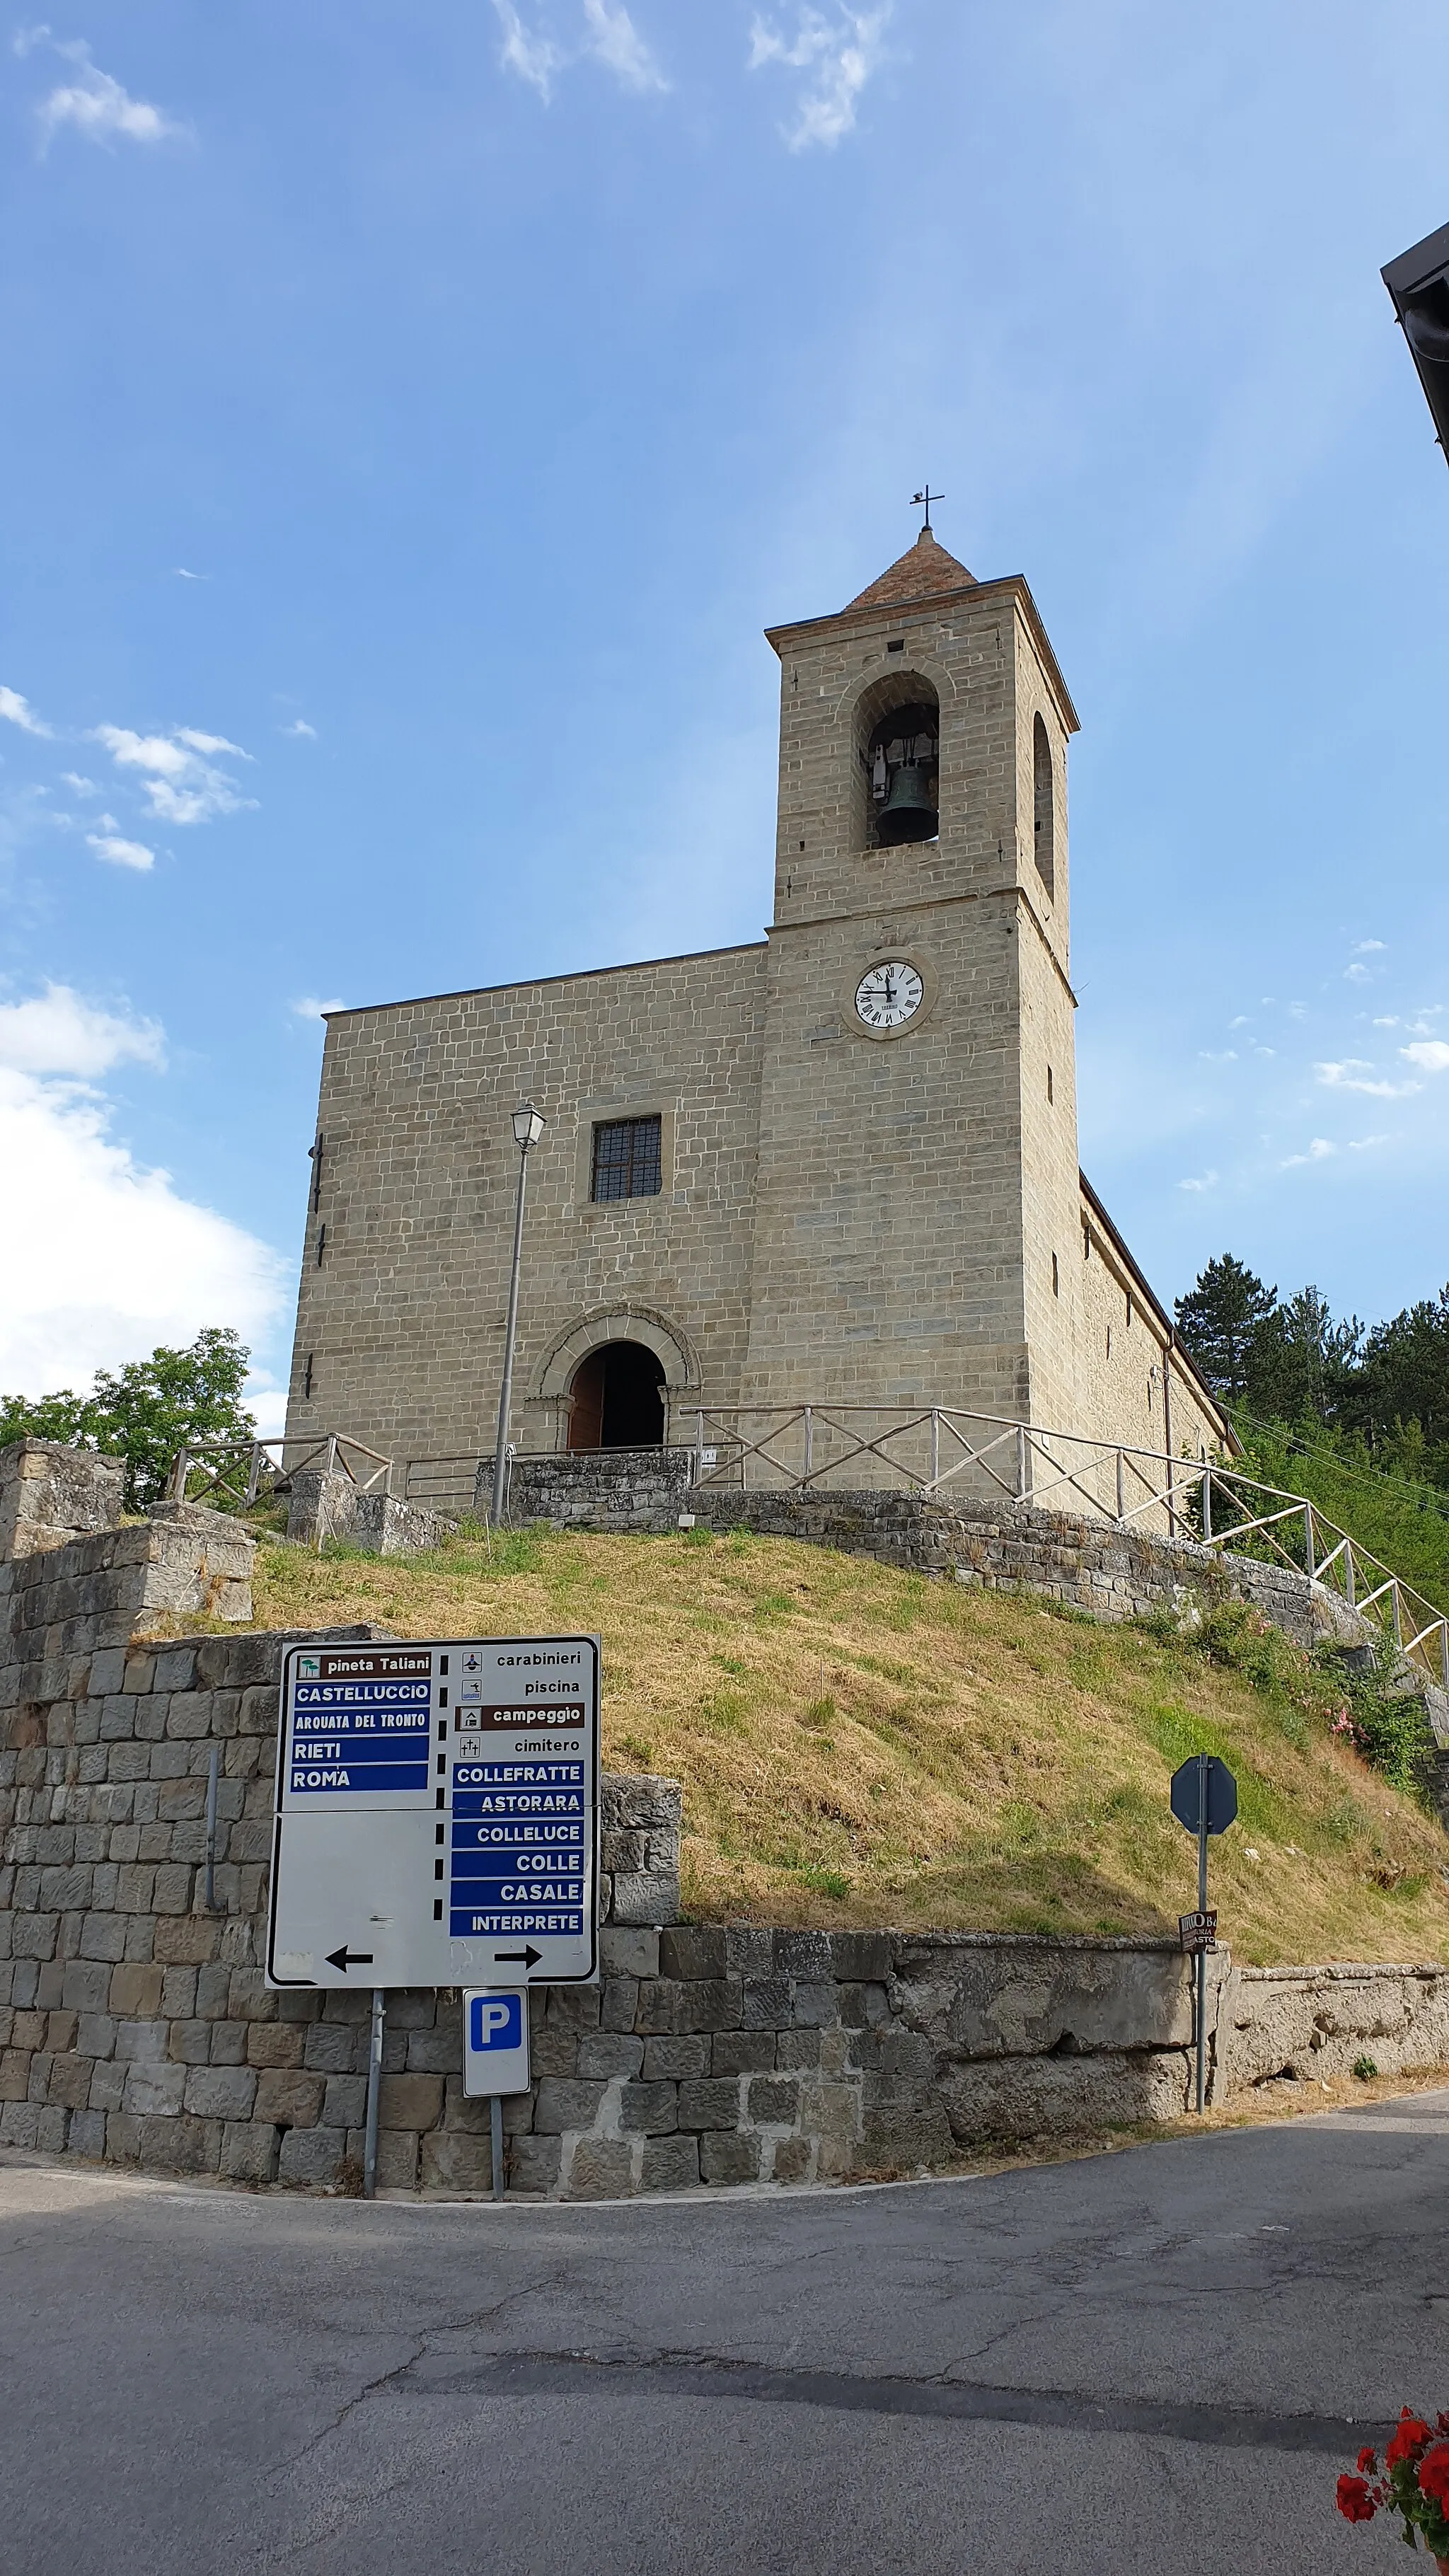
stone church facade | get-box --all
[284,526,1225,1492]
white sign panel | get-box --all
[265,1635,599,1991]
[462,1989,531,2096]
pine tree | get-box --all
[1174,1256,1278,1402]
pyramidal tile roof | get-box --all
[844,526,976,613]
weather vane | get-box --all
[911,484,944,530]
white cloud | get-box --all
[0,984,284,1398]
[1315,1058,1419,1099]
[1353,939,1386,953]
[62,771,99,796]
[87,831,155,872]
[0,982,163,1078]
[1177,1169,1218,1192]
[1372,1015,1399,1028]
[1281,1138,1335,1168]
[580,0,666,91]
[30,35,180,150]
[1402,1040,1449,1074]
[291,995,345,1022]
[0,685,52,737]
[93,721,255,828]
[0,1077,284,1394]
[1348,1134,1390,1152]
[280,718,318,741]
[491,0,665,100]
[173,567,205,580]
[492,0,565,97]
[748,3,891,149]
[1344,961,1370,983]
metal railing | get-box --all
[669,1402,1449,1692]
[166,1431,393,1512]
[163,1406,1449,1690]
[403,1455,485,1515]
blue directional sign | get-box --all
[267,1635,600,1992]
[283,1646,434,1802]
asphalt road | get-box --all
[2,2091,1445,2575]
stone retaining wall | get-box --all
[3,1447,1446,2201]
[0,1602,682,2190]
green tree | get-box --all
[1344,1289,1449,1460]
[1174,1256,1279,1402]
[0,1328,256,1510]
[1245,1284,1361,1425]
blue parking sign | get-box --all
[462,1988,531,2096]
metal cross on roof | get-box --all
[911,484,945,530]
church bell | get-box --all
[876,762,938,845]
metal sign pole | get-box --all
[491,2096,504,2202]
[363,1989,386,2200]
[1195,1752,1209,2114]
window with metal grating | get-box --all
[591,1114,662,1202]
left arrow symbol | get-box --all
[325,1945,375,1973]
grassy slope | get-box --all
[248,1524,1449,1967]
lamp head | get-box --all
[512,1103,546,1150]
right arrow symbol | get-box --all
[495,1945,543,1968]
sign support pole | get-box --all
[364,1989,385,2200]
[491,2095,504,2202]
[1195,1752,1209,2115]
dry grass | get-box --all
[246,1523,1449,1965]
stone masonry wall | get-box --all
[0,1607,683,2192]
[3,1469,1445,2200]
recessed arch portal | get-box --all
[566,1341,666,1450]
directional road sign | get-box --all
[462,1989,532,2096]
[265,1634,600,1990]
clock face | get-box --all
[855,960,924,1031]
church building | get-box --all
[284,522,1225,1498]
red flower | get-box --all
[1337,2475,1377,2522]
[1386,2410,1432,2468]
[1419,2443,1449,2509]
[1356,2447,1377,2473]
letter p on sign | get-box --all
[463,1988,531,2096]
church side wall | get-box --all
[285,945,769,1470]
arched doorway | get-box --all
[566,1341,666,1450]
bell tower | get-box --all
[741,522,1085,1428]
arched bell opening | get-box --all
[856,674,940,848]
[566,1341,666,1450]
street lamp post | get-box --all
[490,1103,547,1527]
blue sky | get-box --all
[2,0,1448,1428]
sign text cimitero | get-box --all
[265,1634,600,1991]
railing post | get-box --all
[1392,1583,1403,1651]
[171,1448,189,1503]
[695,1407,705,1482]
[1305,1503,1315,1581]
[802,1406,813,1482]
[1344,1544,1356,1610]
[1017,1424,1029,1502]
[1115,1450,1125,1523]
[929,1409,940,1489]
[1201,1467,1211,1542]
[1441,1619,1448,1693]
